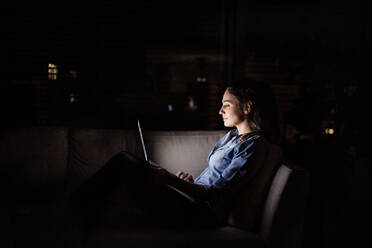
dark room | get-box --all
[1,1,371,248]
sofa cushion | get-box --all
[66,128,143,194]
[144,130,226,176]
[227,144,282,231]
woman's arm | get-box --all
[167,173,209,200]
[149,163,209,201]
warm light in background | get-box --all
[69,70,78,79]
[322,120,336,136]
[48,63,58,80]
[69,93,79,103]
[196,76,207,83]
[187,96,197,111]
[324,128,335,135]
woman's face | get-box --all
[219,90,246,127]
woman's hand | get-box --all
[176,171,194,183]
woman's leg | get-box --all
[69,151,151,228]
[71,151,149,203]
[142,183,218,230]
[70,150,218,230]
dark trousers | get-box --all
[70,151,217,231]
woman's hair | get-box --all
[225,78,280,143]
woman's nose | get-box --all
[219,107,224,115]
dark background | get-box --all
[2,1,371,247]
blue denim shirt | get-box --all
[194,128,269,220]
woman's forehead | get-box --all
[222,90,239,102]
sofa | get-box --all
[0,126,310,248]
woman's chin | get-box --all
[223,122,233,127]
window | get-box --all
[48,63,58,80]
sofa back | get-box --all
[144,130,226,176]
[65,128,143,194]
[227,143,283,231]
[0,126,68,203]
[65,128,226,194]
[0,126,226,200]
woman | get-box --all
[71,78,279,230]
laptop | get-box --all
[137,120,196,201]
[137,120,148,162]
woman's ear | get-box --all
[243,101,252,115]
